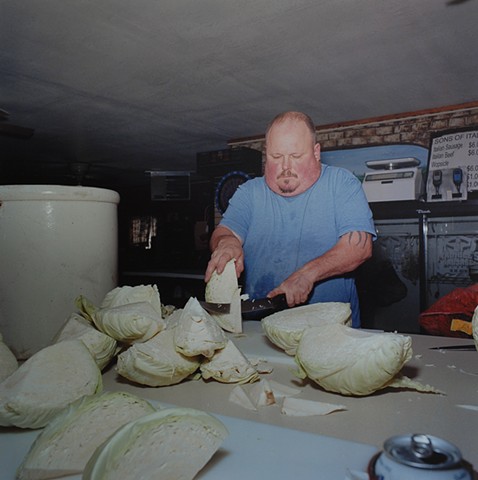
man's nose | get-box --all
[282,155,292,170]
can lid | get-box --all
[383,434,463,470]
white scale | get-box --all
[362,157,423,202]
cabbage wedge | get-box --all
[100,284,163,316]
[205,258,242,333]
[262,302,352,355]
[83,408,228,480]
[53,313,118,370]
[200,339,259,384]
[173,297,227,358]
[295,324,413,396]
[116,328,200,387]
[0,340,102,429]
[16,392,156,480]
[93,301,164,344]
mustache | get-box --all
[278,169,298,179]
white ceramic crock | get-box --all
[0,185,120,359]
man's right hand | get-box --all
[204,226,244,282]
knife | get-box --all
[198,301,231,314]
[199,293,289,319]
[429,344,476,351]
[241,293,288,316]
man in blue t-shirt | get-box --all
[205,111,376,327]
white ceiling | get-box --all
[1,0,477,186]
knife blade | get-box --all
[199,293,289,318]
[198,301,231,314]
[429,344,476,351]
[241,293,288,314]
[241,293,289,320]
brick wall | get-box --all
[218,104,478,224]
[228,103,478,157]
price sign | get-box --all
[467,162,478,190]
[429,128,478,192]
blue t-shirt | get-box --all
[220,164,376,327]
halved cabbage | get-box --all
[116,328,200,387]
[262,302,352,355]
[295,324,412,396]
[200,339,259,384]
[100,284,163,317]
[53,312,118,370]
[93,301,164,344]
[205,258,242,333]
[16,392,156,480]
[83,407,228,480]
[173,297,227,358]
[0,340,102,428]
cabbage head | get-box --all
[116,328,200,387]
[295,324,412,396]
[262,302,352,355]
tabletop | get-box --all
[106,322,478,467]
[1,321,477,479]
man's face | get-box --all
[264,119,321,196]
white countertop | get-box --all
[1,322,477,479]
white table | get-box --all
[1,322,477,479]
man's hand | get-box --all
[267,231,372,306]
[268,268,315,307]
[204,226,244,282]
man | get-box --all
[205,111,375,326]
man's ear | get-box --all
[314,142,321,161]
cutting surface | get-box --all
[103,322,478,467]
[0,412,377,479]
[1,321,477,479]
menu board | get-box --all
[427,128,478,201]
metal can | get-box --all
[368,433,475,479]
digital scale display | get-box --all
[364,170,415,182]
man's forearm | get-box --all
[209,225,240,251]
[205,225,244,281]
[300,231,372,284]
